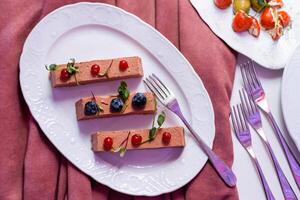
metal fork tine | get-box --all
[247,62,259,89]
[151,74,171,95]
[240,64,247,88]
[244,62,256,90]
[240,63,251,93]
[146,77,166,100]
[242,89,255,116]
[233,106,242,133]
[240,104,249,130]
[247,91,259,113]
[230,108,238,135]
[148,75,168,98]
[239,89,250,117]
[237,104,246,131]
[250,60,262,87]
[143,79,165,103]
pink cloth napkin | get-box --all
[0,0,238,199]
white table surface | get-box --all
[231,54,300,199]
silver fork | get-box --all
[240,89,297,200]
[144,74,236,187]
[231,104,275,200]
[241,61,300,189]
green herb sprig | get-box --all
[141,111,166,144]
[98,59,113,78]
[91,91,104,114]
[118,81,130,102]
[113,131,131,157]
[45,64,57,71]
[66,58,79,75]
[66,58,80,85]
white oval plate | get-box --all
[191,0,300,69]
[282,45,300,150]
[19,3,215,196]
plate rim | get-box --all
[19,2,215,196]
[281,44,300,150]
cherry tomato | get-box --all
[103,137,113,151]
[248,17,261,37]
[214,0,232,9]
[268,0,283,8]
[232,10,252,32]
[260,7,276,30]
[131,134,142,147]
[162,132,171,144]
[119,60,129,71]
[278,11,290,28]
[60,69,70,81]
[91,64,100,76]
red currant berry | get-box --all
[131,134,142,147]
[162,132,171,144]
[119,60,129,71]
[103,137,113,151]
[91,64,100,76]
[60,69,70,81]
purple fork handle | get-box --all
[268,113,300,189]
[174,110,237,187]
[253,158,276,200]
[202,143,237,187]
[266,143,297,199]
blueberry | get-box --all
[132,93,147,109]
[110,98,124,112]
[84,101,99,115]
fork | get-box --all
[241,61,300,189]
[240,89,297,200]
[231,104,275,200]
[143,74,236,187]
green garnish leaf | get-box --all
[149,127,157,141]
[157,111,166,128]
[45,64,57,71]
[113,131,130,157]
[119,147,127,157]
[258,0,266,6]
[66,58,79,75]
[118,81,130,102]
[141,111,167,144]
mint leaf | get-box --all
[157,112,166,128]
[118,81,130,102]
[45,64,57,71]
[149,127,157,141]
[66,58,79,75]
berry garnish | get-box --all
[60,69,70,81]
[110,98,124,112]
[131,134,142,147]
[132,93,147,109]
[119,60,129,71]
[162,132,171,144]
[91,64,100,76]
[84,101,99,115]
[103,137,113,151]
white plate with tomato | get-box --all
[191,0,300,69]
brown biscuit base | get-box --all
[91,127,185,151]
[50,56,143,87]
[75,92,156,120]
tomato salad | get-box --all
[214,0,291,40]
